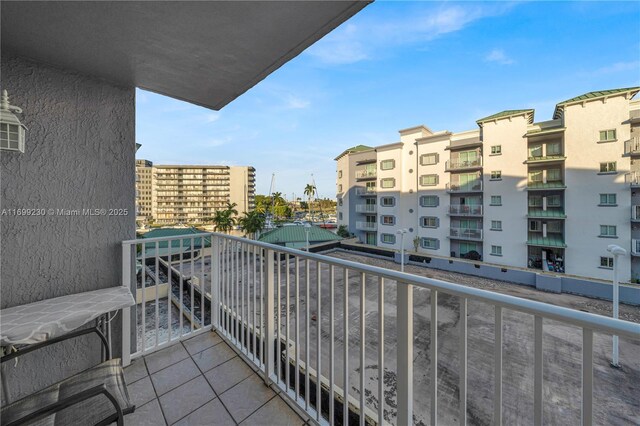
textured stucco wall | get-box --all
[0,54,135,402]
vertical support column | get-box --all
[121,243,132,367]
[397,281,414,426]
[582,329,593,426]
[212,235,221,329]
[264,249,275,385]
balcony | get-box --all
[625,172,640,187]
[632,205,640,222]
[355,204,377,213]
[355,221,377,231]
[449,227,483,240]
[632,239,640,256]
[355,169,377,179]
[524,155,566,164]
[445,157,482,171]
[626,137,640,155]
[448,204,483,216]
[446,181,482,193]
[526,181,566,191]
[527,208,566,219]
[355,187,377,196]
[114,232,640,425]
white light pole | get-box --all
[396,228,408,272]
[607,244,626,368]
[304,223,311,252]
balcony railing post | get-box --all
[121,243,132,367]
[397,281,414,425]
[212,235,221,329]
[263,249,276,386]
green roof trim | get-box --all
[527,235,566,248]
[556,87,640,106]
[526,182,566,191]
[476,109,534,124]
[334,144,374,161]
[258,225,343,245]
[142,227,211,251]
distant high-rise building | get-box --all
[336,87,640,282]
[135,160,255,224]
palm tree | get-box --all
[211,202,238,233]
[304,184,315,220]
[238,210,265,239]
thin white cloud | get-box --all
[202,112,221,123]
[306,3,518,65]
[485,48,515,65]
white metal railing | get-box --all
[449,227,483,240]
[449,204,483,216]
[632,206,640,221]
[355,204,377,213]
[446,181,483,192]
[355,169,377,179]
[632,239,640,256]
[445,157,482,171]
[355,187,377,195]
[624,137,640,155]
[121,232,640,425]
[355,221,377,231]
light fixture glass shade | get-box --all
[0,90,26,153]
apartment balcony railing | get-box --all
[446,181,483,193]
[448,205,482,216]
[625,137,640,155]
[355,204,377,213]
[625,172,640,187]
[632,239,640,256]
[449,227,483,240]
[121,233,640,425]
[632,205,640,222]
[355,169,377,179]
[355,221,377,231]
[355,187,377,196]
[445,157,482,171]
[525,155,566,164]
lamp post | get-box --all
[396,228,408,272]
[607,244,626,368]
[304,223,311,252]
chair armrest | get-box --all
[1,327,110,364]
[4,383,124,426]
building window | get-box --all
[491,145,502,155]
[420,153,439,165]
[338,198,343,206]
[338,184,343,192]
[547,142,561,156]
[380,159,396,170]
[599,162,617,173]
[490,195,502,206]
[381,215,395,225]
[420,237,439,250]
[530,220,541,231]
[599,129,617,142]
[490,220,502,230]
[420,216,439,228]
[547,168,561,182]
[599,193,617,206]
[420,174,438,186]
[528,196,542,207]
[547,195,562,207]
[528,170,543,183]
[547,221,563,233]
[420,195,439,207]
[381,233,396,244]
[380,196,395,207]
[380,178,396,188]
[491,245,503,256]
[490,171,502,180]
[599,225,617,237]
[600,256,614,269]
[338,170,342,178]
[339,212,343,220]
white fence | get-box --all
[122,232,640,425]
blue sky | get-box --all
[136,1,640,201]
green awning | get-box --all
[527,235,566,248]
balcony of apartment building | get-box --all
[527,219,566,254]
[448,195,483,216]
[624,137,640,156]
[445,151,482,172]
[446,176,483,193]
[355,185,377,196]
[625,171,640,187]
[355,220,377,231]
[526,166,566,191]
[524,140,566,165]
[354,168,377,180]
[448,219,483,242]
[355,203,377,213]
[527,193,566,219]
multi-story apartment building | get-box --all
[336,87,640,282]
[135,160,255,224]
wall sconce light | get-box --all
[0,90,27,153]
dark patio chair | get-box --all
[1,327,135,426]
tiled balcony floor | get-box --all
[123,331,308,425]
